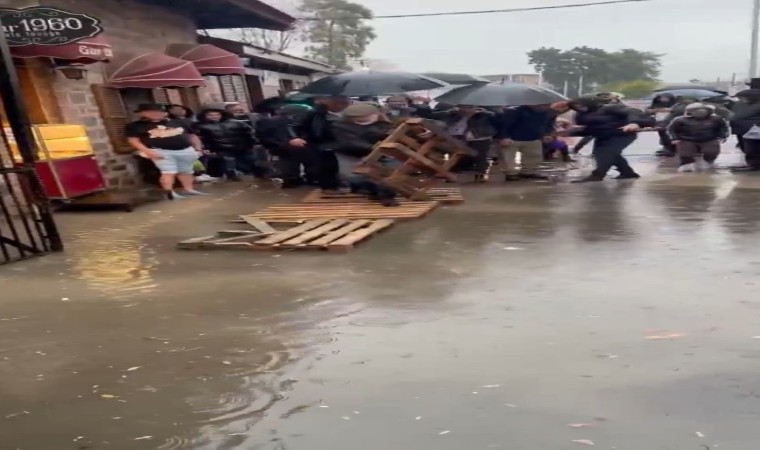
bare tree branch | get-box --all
[228,0,303,53]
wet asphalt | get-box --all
[2,134,760,450]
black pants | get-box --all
[657,129,675,153]
[737,135,760,168]
[272,149,318,187]
[316,150,340,190]
[592,135,638,178]
[453,138,491,174]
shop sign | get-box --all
[0,7,102,47]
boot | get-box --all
[614,172,640,180]
[571,174,605,183]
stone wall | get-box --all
[1,0,205,187]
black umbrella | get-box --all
[655,84,727,94]
[299,71,447,97]
[646,89,728,100]
[422,72,491,85]
[434,83,566,107]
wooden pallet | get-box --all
[302,187,464,205]
[255,218,395,252]
[242,201,438,222]
[177,219,395,252]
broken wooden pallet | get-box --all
[255,218,395,252]
[177,229,272,250]
[242,201,438,222]
[302,187,464,205]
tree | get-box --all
[527,47,662,97]
[228,0,302,52]
[600,80,659,99]
[299,0,376,69]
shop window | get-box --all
[15,60,63,124]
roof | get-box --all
[199,36,336,74]
[135,0,295,30]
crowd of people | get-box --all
[122,87,760,203]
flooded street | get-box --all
[3,136,760,450]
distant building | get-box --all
[482,74,541,85]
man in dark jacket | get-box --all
[256,104,317,188]
[667,102,730,172]
[193,107,258,181]
[331,102,398,206]
[730,89,760,170]
[494,105,554,181]
[647,93,678,156]
[567,97,655,182]
[423,105,498,182]
[287,96,350,193]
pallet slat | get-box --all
[326,219,395,251]
[278,219,351,247]
[308,219,373,246]
[302,188,463,204]
[243,201,438,221]
[255,219,332,245]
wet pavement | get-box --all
[2,135,760,450]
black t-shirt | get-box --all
[124,119,193,150]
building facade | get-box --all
[1,0,293,187]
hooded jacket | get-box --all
[331,120,393,158]
[192,109,257,153]
[570,98,655,139]
[667,104,730,142]
[649,93,677,110]
[730,89,760,135]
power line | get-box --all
[298,0,653,20]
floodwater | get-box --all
[2,136,760,450]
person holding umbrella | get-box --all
[565,97,655,182]
[287,95,350,193]
[729,89,760,171]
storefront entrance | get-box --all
[0,19,63,265]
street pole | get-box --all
[578,73,585,96]
[751,0,760,77]
[563,79,569,97]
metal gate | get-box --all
[0,27,62,265]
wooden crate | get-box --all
[302,187,464,205]
[254,218,395,252]
[242,201,438,222]
[354,118,476,200]
[178,230,271,250]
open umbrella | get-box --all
[422,73,491,85]
[646,88,728,100]
[655,84,727,93]
[434,83,566,107]
[299,71,447,97]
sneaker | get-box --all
[614,173,641,180]
[571,175,604,183]
[697,159,715,171]
[194,174,218,183]
[678,163,696,173]
[180,189,210,196]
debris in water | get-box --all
[472,391,479,394]
[481,384,501,388]
[99,394,117,399]
[571,439,595,446]
[438,430,451,435]
[503,247,524,251]
[645,332,685,340]
[341,416,351,420]
[415,416,422,420]
[222,361,232,365]
[61,297,70,301]
[568,423,593,428]
[34,351,47,356]
[353,411,360,414]
[73,436,85,442]
[319,405,329,408]
[134,436,153,440]
[126,366,142,372]
[112,417,122,420]
[696,431,705,438]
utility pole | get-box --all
[327,19,336,66]
[578,72,585,96]
[751,0,760,77]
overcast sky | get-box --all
[347,0,753,82]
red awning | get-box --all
[10,34,113,64]
[165,43,245,76]
[106,53,206,89]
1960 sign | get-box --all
[0,7,102,47]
